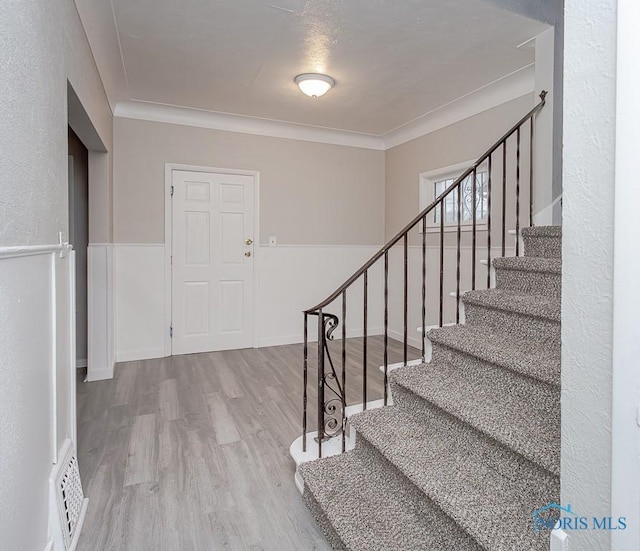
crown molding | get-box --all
[114,64,535,151]
[383,64,535,149]
[113,101,386,150]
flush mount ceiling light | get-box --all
[294,73,335,98]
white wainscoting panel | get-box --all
[87,244,114,380]
[115,243,386,360]
[112,242,526,362]
[115,244,166,362]
[0,244,83,550]
[54,250,76,454]
[257,245,384,347]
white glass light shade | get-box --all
[294,73,335,98]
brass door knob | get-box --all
[245,251,252,257]
[245,238,253,245]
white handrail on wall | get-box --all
[0,233,72,259]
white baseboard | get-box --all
[85,367,113,382]
[550,529,569,551]
[258,335,304,348]
[115,348,165,363]
[388,329,423,351]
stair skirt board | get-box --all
[291,400,388,494]
[294,226,561,550]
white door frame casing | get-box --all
[164,163,260,357]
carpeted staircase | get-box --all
[299,226,561,551]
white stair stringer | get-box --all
[416,323,459,361]
[508,228,524,254]
[290,400,388,494]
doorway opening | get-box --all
[68,127,89,376]
[67,82,113,489]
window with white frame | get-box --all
[419,161,489,231]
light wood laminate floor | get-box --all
[76,337,419,551]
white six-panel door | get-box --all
[171,170,254,355]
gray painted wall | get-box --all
[113,118,385,246]
[384,94,533,242]
[0,0,112,548]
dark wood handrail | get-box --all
[304,91,547,314]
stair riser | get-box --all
[303,491,348,551]
[431,341,560,393]
[389,383,560,484]
[523,235,561,259]
[495,268,561,298]
[464,302,560,345]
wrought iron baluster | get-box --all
[529,115,534,227]
[421,215,426,360]
[502,141,507,257]
[472,168,477,290]
[439,202,444,327]
[303,313,308,452]
[384,251,389,406]
[516,127,521,256]
[341,291,346,452]
[456,182,461,324]
[363,270,368,410]
[487,155,492,289]
[403,235,408,365]
[317,309,324,458]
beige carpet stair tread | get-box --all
[350,406,558,551]
[390,361,560,475]
[300,446,483,551]
[462,289,560,322]
[428,324,560,387]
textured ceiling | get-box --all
[77,0,547,134]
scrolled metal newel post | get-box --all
[315,312,345,456]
